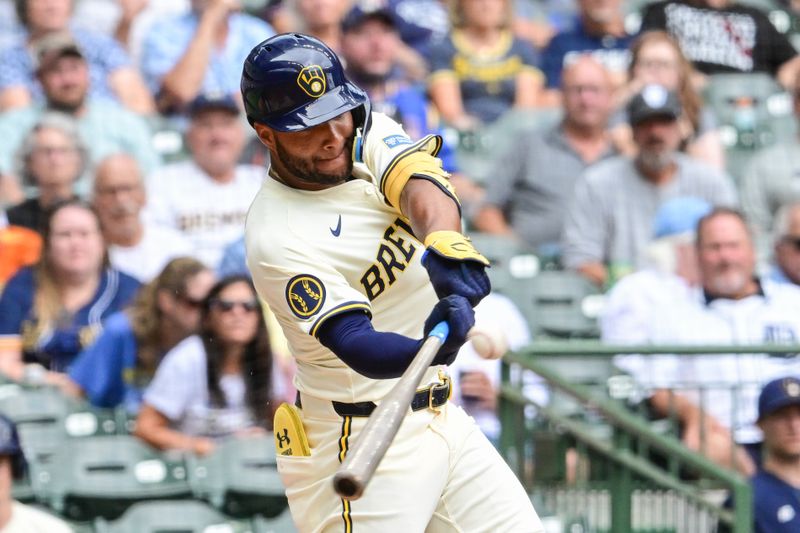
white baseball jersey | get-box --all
[246,112,542,532]
[246,112,445,403]
[610,276,800,443]
[145,160,263,268]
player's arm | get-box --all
[318,296,473,379]
[399,178,491,306]
[363,114,491,305]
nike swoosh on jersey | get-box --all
[330,215,342,237]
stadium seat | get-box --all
[187,434,288,518]
[703,73,793,180]
[0,385,78,465]
[92,500,238,533]
[454,108,562,187]
[466,232,539,293]
[251,509,298,533]
[32,435,192,521]
[512,271,604,339]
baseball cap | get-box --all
[341,3,395,33]
[33,32,84,72]
[652,197,712,239]
[627,84,682,126]
[758,376,800,421]
[187,93,240,117]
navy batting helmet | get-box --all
[0,415,26,480]
[241,33,370,133]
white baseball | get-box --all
[467,327,508,360]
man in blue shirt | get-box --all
[751,377,800,532]
[542,0,634,97]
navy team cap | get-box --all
[758,377,800,421]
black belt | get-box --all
[295,379,451,418]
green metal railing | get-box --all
[498,343,800,532]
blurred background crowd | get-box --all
[1,0,800,529]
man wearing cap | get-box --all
[145,94,262,268]
[339,4,469,199]
[0,414,71,532]
[562,84,737,287]
[0,0,153,114]
[0,33,160,201]
[751,377,800,532]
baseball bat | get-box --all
[332,321,450,501]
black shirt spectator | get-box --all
[641,0,798,78]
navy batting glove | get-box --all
[422,251,491,307]
[423,295,475,366]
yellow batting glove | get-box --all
[424,231,490,266]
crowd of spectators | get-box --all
[0,0,800,528]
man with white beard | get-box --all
[92,153,191,282]
[614,208,800,476]
[561,84,736,287]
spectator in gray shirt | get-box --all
[562,84,737,287]
[740,80,800,248]
[473,56,618,254]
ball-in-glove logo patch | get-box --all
[297,66,326,98]
[286,274,326,318]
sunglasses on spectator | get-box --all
[782,236,800,251]
[210,299,260,313]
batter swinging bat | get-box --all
[332,322,450,501]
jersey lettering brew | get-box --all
[245,112,446,403]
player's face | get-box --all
[28,127,81,194]
[187,109,246,178]
[26,0,72,32]
[760,405,800,461]
[207,282,261,346]
[775,208,800,285]
[697,214,756,297]
[269,111,355,189]
[341,19,399,83]
[39,56,89,112]
[92,156,146,230]
[47,205,105,277]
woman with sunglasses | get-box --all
[66,257,215,413]
[134,275,278,455]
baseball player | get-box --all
[242,34,542,532]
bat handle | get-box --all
[428,321,449,344]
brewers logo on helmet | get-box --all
[240,33,370,134]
